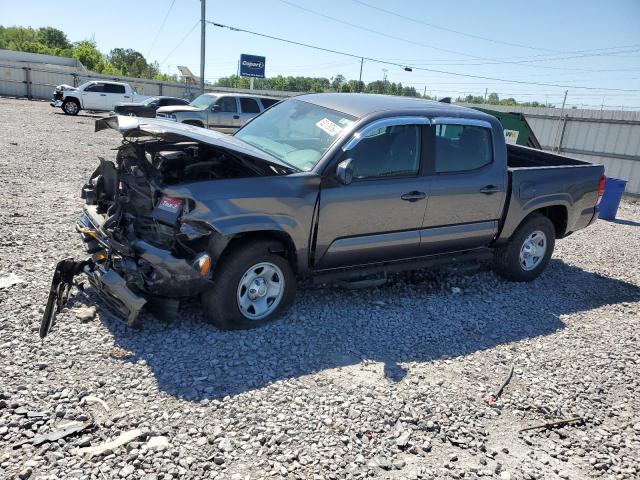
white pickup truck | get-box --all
[51,81,147,115]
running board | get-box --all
[312,248,494,285]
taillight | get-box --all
[596,176,606,205]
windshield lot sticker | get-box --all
[316,118,343,136]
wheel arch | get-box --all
[210,229,298,274]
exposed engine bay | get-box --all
[82,139,284,252]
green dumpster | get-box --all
[472,107,542,149]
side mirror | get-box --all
[336,158,354,185]
[211,104,221,112]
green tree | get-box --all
[72,40,105,71]
[488,92,500,103]
[36,27,70,50]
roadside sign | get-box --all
[240,54,266,78]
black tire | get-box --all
[494,213,555,282]
[201,240,296,330]
[62,99,80,115]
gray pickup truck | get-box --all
[42,93,605,334]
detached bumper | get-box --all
[76,207,207,323]
[84,265,146,326]
[50,100,62,107]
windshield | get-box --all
[190,94,217,110]
[142,97,159,105]
[234,99,357,172]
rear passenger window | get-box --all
[260,98,279,108]
[104,83,126,94]
[350,125,421,179]
[216,97,237,112]
[434,124,492,173]
[240,97,261,113]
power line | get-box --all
[277,0,640,72]
[207,21,640,93]
[351,0,638,60]
[351,0,562,53]
[148,0,176,57]
[160,20,200,65]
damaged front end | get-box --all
[42,116,292,336]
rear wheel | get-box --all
[201,240,296,330]
[494,213,555,281]
[62,99,80,115]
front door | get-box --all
[81,83,105,110]
[208,96,240,132]
[420,119,506,254]
[316,121,429,269]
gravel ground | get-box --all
[1,97,639,480]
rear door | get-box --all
[81,83,105,109]
[208,96,240,131]
[103,83,128,109]
[420,118,506,254]
[315,117,430,269]
[238,97,262,126]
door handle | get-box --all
[233,115,240,119]
[124,95,130,98]
[100,93,106,96]
[401,191,426,202]
[480,185,500,195]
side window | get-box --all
[260,97,279,108]
[434,124,492,173]
[157,98,168,106]
[84,83,104,93]
[240,97,261,114]
[216,96,237,113]
[104,83,126,94]
[349,124,421,180]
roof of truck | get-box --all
[296,93,490,120]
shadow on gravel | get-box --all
[96,258,640,401]
[609,218,640,227]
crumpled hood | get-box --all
[156,105,203,114]
[94,115,296,171]
[55,84,76,92]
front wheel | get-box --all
[201,241,296,330]
[62,99,80,115]
[494,213,555,282]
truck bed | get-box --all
[506,143,589,168]
[497,144,605,244]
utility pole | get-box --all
[358,57,363,93]
[423,85,427,98]
[200,0,206,94]
[484,88,488,104]
[553,90,568,152]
